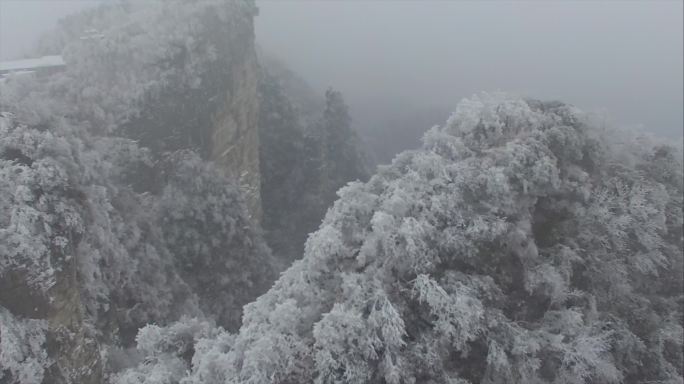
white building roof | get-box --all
[0,55,65,72]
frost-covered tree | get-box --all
[112,317,224,384]
[0,112,196,382]
[315,88,369,204]
[0,112,274,381]
[258,70,369,264]
[0,1,276,381]
[120,93,683,384]
[23,0,259,136]
[0,307,50,384]
[157,150,275,330]
[258,69,312,264]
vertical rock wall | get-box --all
[0,2,264,382]
[210,35,262,222]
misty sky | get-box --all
[1,0,682,137]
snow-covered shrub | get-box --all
[0,307,50,384]
[157,150,275,330]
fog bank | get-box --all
[256,1,683,137]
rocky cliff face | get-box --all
[111,0,264,221]
[0,2,269,382]
[0,115,113,383]
[33,0,264,220]
[208,12,262,222]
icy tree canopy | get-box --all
[116,93,683,384]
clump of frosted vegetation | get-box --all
[113,317,223,384]
[0,111,272,344]
[0,308,50,383]
[0,0,257,134]
[157,150,275,329]
[1,0,271,371]
[0,112,192,328]
[116,93,683,384]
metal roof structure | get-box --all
[0,55,65,75]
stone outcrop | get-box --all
[0,2,266,382]
[209,10,262,222]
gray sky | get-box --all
[1,0,682,137]
[0,1,98,59]
[256,0,682,137]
